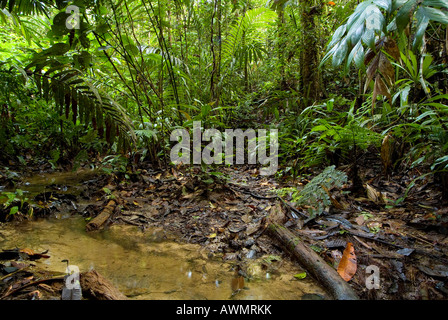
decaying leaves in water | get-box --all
[20,248,35,256]
[337,242,357,281]
[231,276,245,291]
[20,248,50,260]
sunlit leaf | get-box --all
[337,243,357,281]
[294,272,307,279]
[395,0,418,32]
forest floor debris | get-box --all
[1,156,448,300]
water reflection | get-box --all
[0,216,327,300]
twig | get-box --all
[346,228,448,264]
[1,275,64,299]
[353,235,373,250]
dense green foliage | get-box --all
[0,0,447,197]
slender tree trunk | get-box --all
[216,0,222,106]
[210,0,221,105]
[300,0,321,104]
[167,8,172,47]
[277,8,287,90]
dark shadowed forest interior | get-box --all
[0,0,448,302]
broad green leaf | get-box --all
[52,11,71,36]
[45,43,70,56]
[79,34,90,49]
[346,19,365,46]
[361,29,375,49]
[400,85,411,107]
[422,54,437,79]
[95,23,109,34]
[386,19,398,32]
[396,0,418,32]
[294,272,307,280]
[353,43,365,68]
[415,110,437,121]
[374,0,392,12]
[432,155,448,170]
[346,41,364,72]
[321,41,342,67]
[125,44,140,57]
[347,2,371,29]
[428,94,448,101]
[328,24,347,49]
[423,6,448,24]
[422,0,448,8]
[332,39,348,67]
[392,0,411,11]
[80,51,92,67]
[9,206,19,215]
[365,5,385,31]
[311,125,329,132]
[413,9,430,51]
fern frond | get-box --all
[27,58,136,150]
[221,7,276,65]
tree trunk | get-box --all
[300,1,321,104]
[267,223,359,300]
[277,8,288,90]
[210,0,222,105]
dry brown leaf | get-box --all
[28,290,42,299]
[355,215,366,226]
[372,75,392,110]
[365,55,380,93]
[381,134,395,173]
[231,276,245,291]
[365,183,384,203]
[20,248,35,256]
[337,242,357,281]
[266,203,286,225]
[321,184,347,210]
[384,37,401,62]
[378,52,395,86]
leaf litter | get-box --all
[2,156,448,300]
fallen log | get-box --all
[86,200,116,231]
[267,223,359,300]
[80,269,127,300]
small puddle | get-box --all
[7,169,101,197]
[0,216,327,300]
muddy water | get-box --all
[10,169,102,196]
[0,216,327,300]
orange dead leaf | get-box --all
[231,276,245,291]
[20,248,35,256]
[327,1,336,5]
[337,242,357,281]
[20,248,50,259]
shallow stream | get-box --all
[0,169,327,300]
